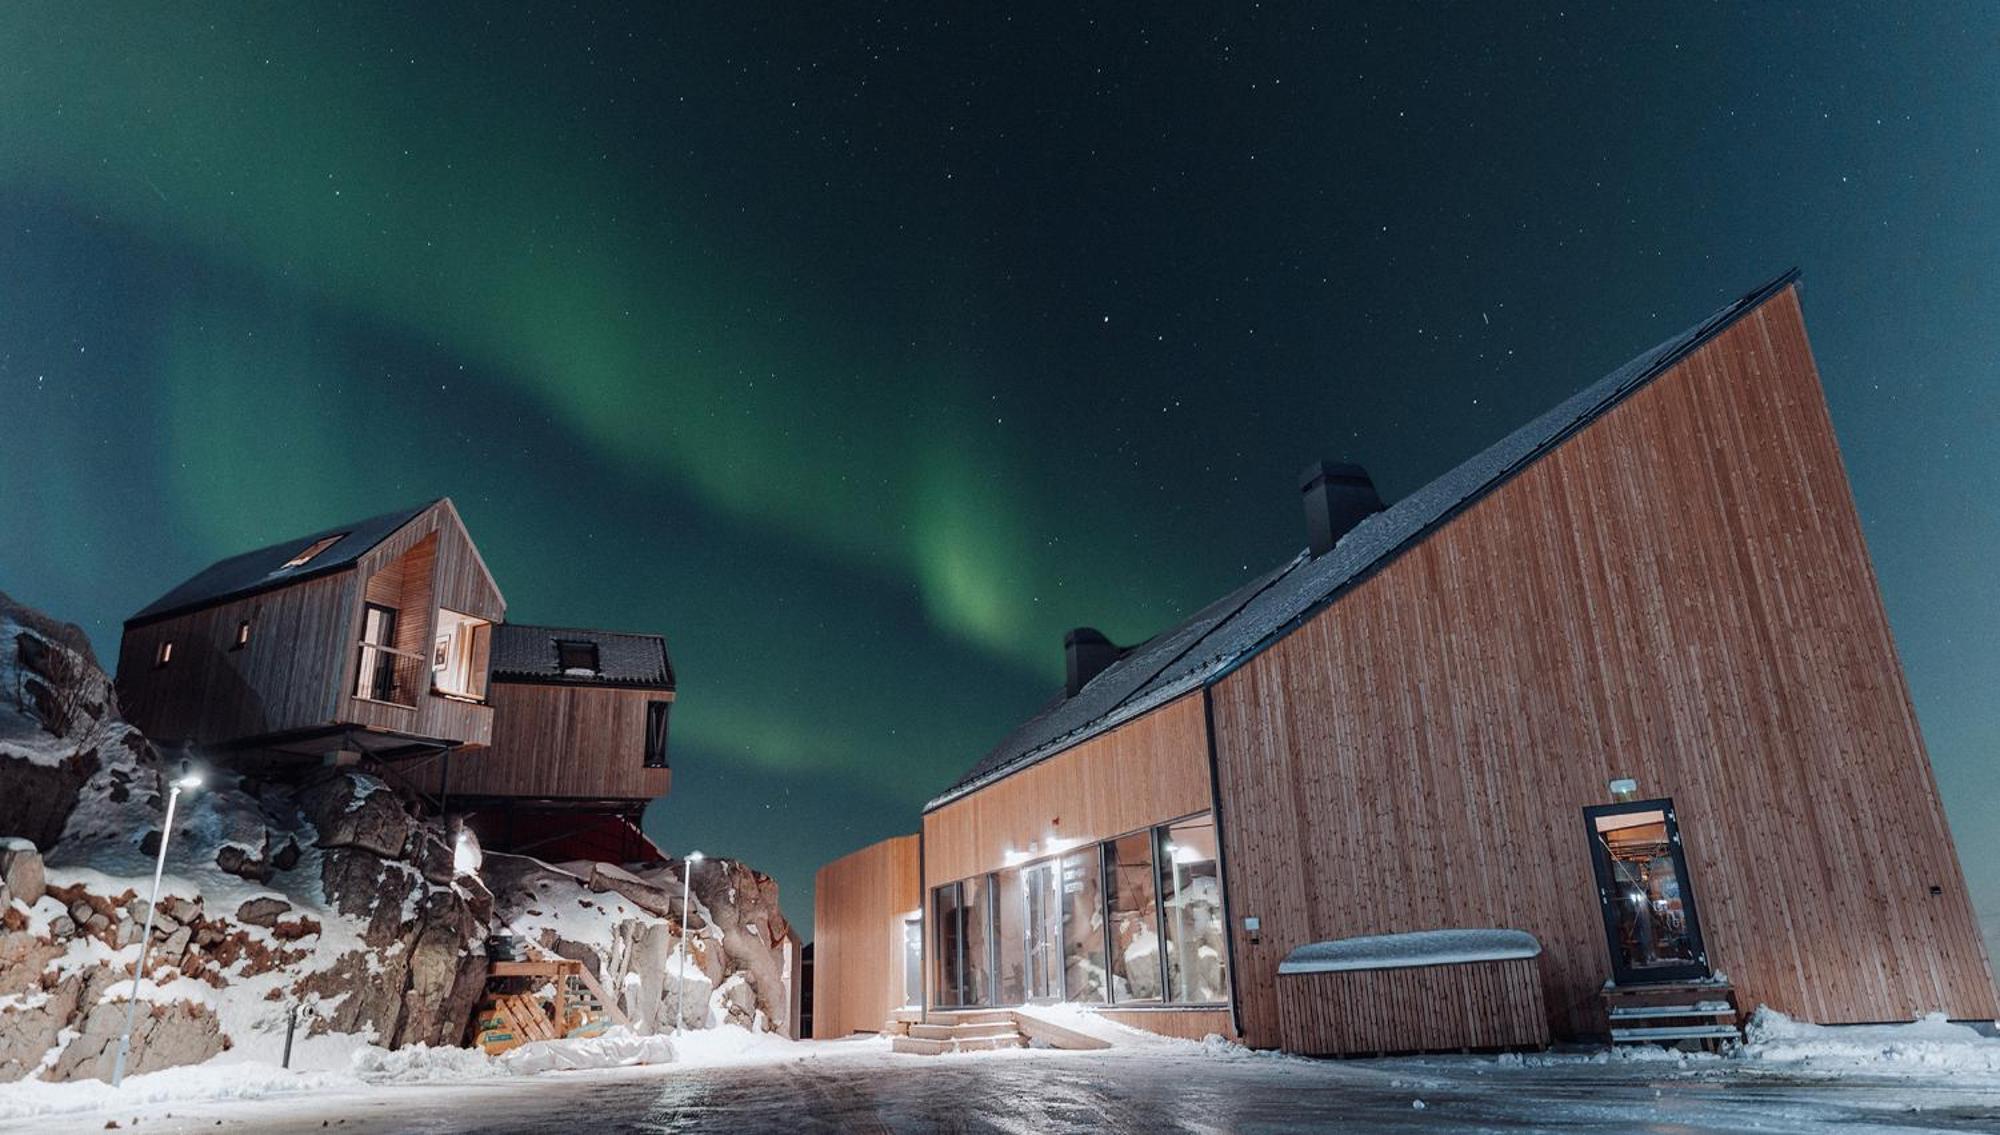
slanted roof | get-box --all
[490,623,676,690]
[927,269,1802,811]
[127,502,436,626]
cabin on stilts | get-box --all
[115,498,675,861]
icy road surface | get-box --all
[23,1043,2000,1135]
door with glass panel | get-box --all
[1021,860,1062,1001]
[1584,798,1711,984]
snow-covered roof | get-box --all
[1277,929,1543,975]
[926,268,1802,811]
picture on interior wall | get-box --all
[433,633,452,671]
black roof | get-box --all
[127,502,436,626]
[927,269,1802,811]
[490,623,676,690]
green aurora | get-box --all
[3,5,1998,943]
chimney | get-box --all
[1064,627,1120,698]
[1300,460,1384,557]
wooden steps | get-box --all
[1602,980,1741,1050]
[891,1013,1027,1055]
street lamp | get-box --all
[112,767,202,1087]
[673,851,704,1034]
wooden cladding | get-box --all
[1275,959,1550,1056]
[922,693,1214,886]
[116,570,355,745]
[434,682,672,802]
[1095,1008,1235,1042]
[813,834,922,1038]
[1209,286,1999,1046]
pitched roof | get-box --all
[927,269,1802,811]
[490,623,676,690]
[127,502,436,625]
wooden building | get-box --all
[117,499,676,858]
[819,271,2000,1050]
[812,834,922,1037]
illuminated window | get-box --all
[232,620,251,650]
[154,640,174,668]
[644,701,670,768]
[281,534,344,570]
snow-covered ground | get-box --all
[4,1010,1999,1133]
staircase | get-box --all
[1602,979,1742,1050]
[890,1010,1027,1055]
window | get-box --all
[902,917,924,1008]
[555,639,600,675]
[1059,846,1107,1004]
[281,534,344,570]
[1157,818,1229,1004]
[932,878,994,1008]
[994,868,1027,1005]
[154,640,174,668]
[1106,832,1163,1002]
[933,883,967,1008]
[231,620,251,651]
[354,603,400,702]
[430,610,491,700]
[644,701,671,769]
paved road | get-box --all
[32,1047,2000,1134]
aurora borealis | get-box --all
[4,5,1999,945]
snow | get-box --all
[0,836,36,852]
[497,1028,676,1074]
[1737,1008,2000,1073]
[1277,929,1542,974]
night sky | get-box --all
[3,5,1996,948]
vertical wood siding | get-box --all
[1274,959,1549,1055]
[813,834,922,1038]
[921,693,1214,886]
[434,682,673,801]
[1209,287,1999,1046]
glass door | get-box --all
[902,917,923,1007]
[1022,861,1062,1001]
[1584,798,1711,984]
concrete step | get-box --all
[892,1036,952,1055]
[892,1030,1028,1056]
[953,1034,1025,1053]
[937,1010,1017,1026]
[909,1021,1019,1041]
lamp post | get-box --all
[674,851,704,1034]
[113,768,202,1087]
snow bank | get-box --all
[1739,1008,2000,1073]
[499,1027,676,1074]
[1277,929,1541,974]
[0,1061,352,1124]
[667,1023,806,1066]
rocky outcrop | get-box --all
[0,591,796,1085]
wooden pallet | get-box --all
[473,954,630,1053]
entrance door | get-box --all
[1584,798,1711,984]
[1022,860,1062,1000]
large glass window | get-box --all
[902,917,923,1007]
[994,869,1026,1005]
[1060,846,1108,1003]
[962,874,993,1006]
[1158,818,1230,1004]
[1022,860,1062,1001]
[933,883,967,1008]
[1106,833,1163,1002]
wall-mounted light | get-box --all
[1609,777,1639,803]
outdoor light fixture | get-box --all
[452,828,481,878]
[1609,777,1640,802]
[673,851,704,1034]
[113,762,202,1087]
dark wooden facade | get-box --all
[423,681,672,804]
[1209,285,1998,1046]
[813,834,922,1038]
[876,279,1998,1053]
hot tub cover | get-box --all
[1277,929,1542,975]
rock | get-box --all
[271,839,301,873]
[0,968,79,1081]
[69,899,94,924]
[584,862,679,922]
[304,773,414,859]
[138,829,160,857]
[412,830,457,886]
[51,914,76,937]
[159,895,200,924]
[47,998,225,1082]
[151,912,182,937]
[161,924,193,961]
[0,750,100,850]
[236,897,293,927]
[215,844,271,883]
[85,912,109,934]
[0,841,44,906]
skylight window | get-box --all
[281,534,344,570]
[555,639,600,675]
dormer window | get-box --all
[555,639,599,675]
[281,534,344,570]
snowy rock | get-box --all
[159,895,200,925]
[46,998,225,1082]
[235,896,293,927]
[304,772,414,858]
[0,841,44,906]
